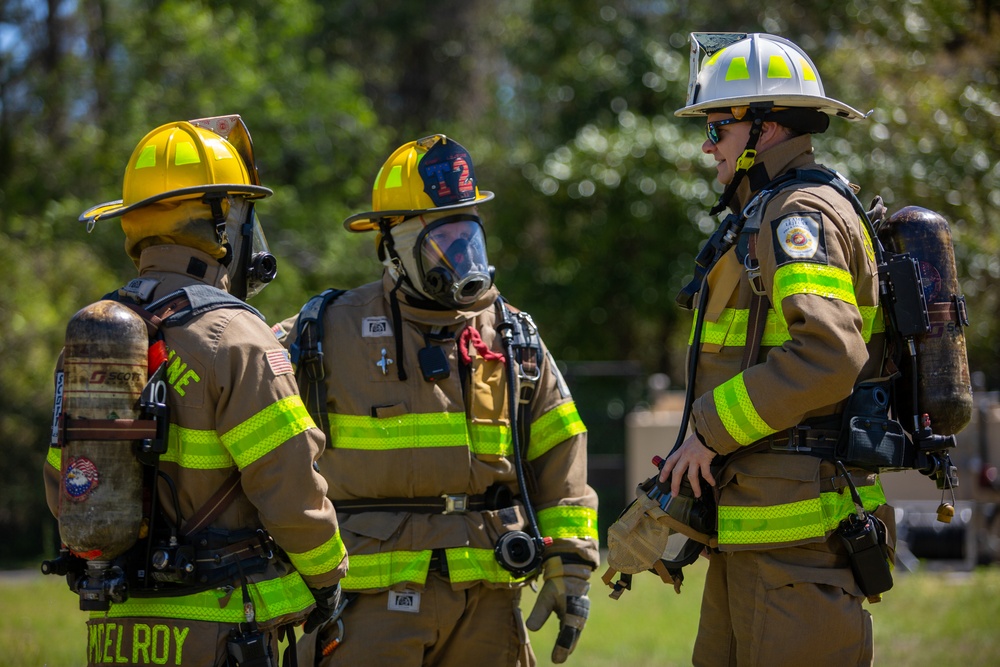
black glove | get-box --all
[303,584,342,634]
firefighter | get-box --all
[658,34,897,665]
[42,118,347,666]
[275,134,599,665]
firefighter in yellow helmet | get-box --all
[42,117,347,666]
[657,34,897,664]
[274,134,600,665]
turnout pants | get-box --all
[298,574,534,667]
[85,616,283,667]
[693,535,874,667]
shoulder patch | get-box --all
[771,211,827,266]
[265,348,293,376]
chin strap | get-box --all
[709,107,769,216]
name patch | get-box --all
[362,317,392,338]
[387,590,421,613]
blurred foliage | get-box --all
[1,0,998,563]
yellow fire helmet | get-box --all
[79,117,272,261]
[343,134,494,233]
[675,32,867,120]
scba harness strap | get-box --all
[290,288,346,444]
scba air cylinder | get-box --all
[58,300,147,560]
[878,206,973,435]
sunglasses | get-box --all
[706,118,748,145]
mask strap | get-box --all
[388,274,408,382]
[202,193,229,249]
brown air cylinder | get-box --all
[58,300,147,560]
[877,206,972,435]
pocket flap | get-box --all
[339,511,408,541]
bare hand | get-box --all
[657,432,717,498]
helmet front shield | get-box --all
[685,32,750,110]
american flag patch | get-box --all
[266,349,293,376]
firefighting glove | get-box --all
[303,584,342,634]
[525,558,592,664]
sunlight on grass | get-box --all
[5,560,1000,667]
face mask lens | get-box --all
[416,217,491,306]
[245,214,276,296]
[226,200,276,299]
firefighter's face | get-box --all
[703,112,751,185]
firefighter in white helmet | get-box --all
[275,134,599,665]
[42,117,347,666]
[658,34,896,665]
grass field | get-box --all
[4,560,1000,666]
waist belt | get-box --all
[335,494,488,515]
[755,424,841,456]
[428,548,450,576]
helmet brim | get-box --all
[342,190,494,232]
[676,94,868,120]
[79,183,273,224]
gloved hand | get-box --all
[303,584,342,634]
[525,557,592,664]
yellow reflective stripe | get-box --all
[689,308,743,346]
[469,423,513,456]
[695,305,881,348]
[135,145,156,169]
[537,505,599,541]
[767,54,792,79]
[860,305,885,339]
[800,58,817,82]
[46,446,61,470]
[174,141,200,166]
[161,425,232,469]
[94,571,312,622]
[773,263,857,308]
[341,551,430,589]
[718,481,887,545]
[446,546,531,585]
[714,373,774,446]
[287,530,348,577]
[223,395,316,469]
[726,56,750,81]
[331,412,470,450]
[385,164,403,189]
[330,412,514,456]
[527,402,587,461]
[342,547,532,590]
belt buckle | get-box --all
[771,426,812,452]
[441,494,469,514]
